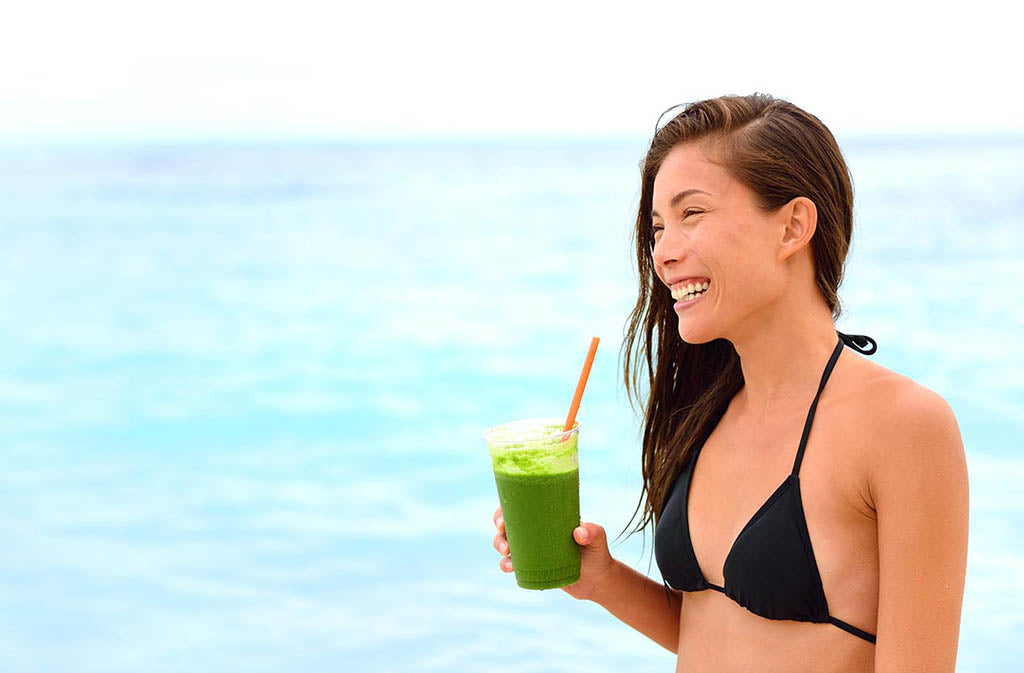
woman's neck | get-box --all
[726,300,839,424]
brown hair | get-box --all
[616,93,856,567]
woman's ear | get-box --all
[777,196,817,261]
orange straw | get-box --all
[562,336,600,440]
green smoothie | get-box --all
[485,419,581,590]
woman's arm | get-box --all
[871,384,969,673]
[592,560,683,654]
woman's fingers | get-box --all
[494,506,512,571]
[493,533,509,556]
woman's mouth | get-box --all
[670,279,710,310]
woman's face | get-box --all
[650,142,787,344]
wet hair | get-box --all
[616,93,856,568]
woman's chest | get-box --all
[685,403,878,592]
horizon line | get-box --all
[2,128,1023,150]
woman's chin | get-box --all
[677,313,727,345]
[677,323,710,345]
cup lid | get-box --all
[482,417,579,445]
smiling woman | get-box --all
[629,93,966,671]
[491,93,969,673]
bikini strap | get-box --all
[837,331,877,355]
[791,331,878,475]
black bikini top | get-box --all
[654,331,878,644]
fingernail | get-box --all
[500,542,507,553]
[497,517,503,527]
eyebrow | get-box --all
[651,189,712,219]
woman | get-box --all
[492,93,969,672]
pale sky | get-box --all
[1,0,1019,142]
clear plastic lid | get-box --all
[482,417,579,447]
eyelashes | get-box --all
[650,209,704,239]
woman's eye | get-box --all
[651,212,700,242]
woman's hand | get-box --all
[492,505,619,602]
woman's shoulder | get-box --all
[840,351,966,496]
[845,353,958,435]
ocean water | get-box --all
[0,135,1021,672]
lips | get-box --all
[666,276,711,291]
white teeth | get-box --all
[670,281,710,301]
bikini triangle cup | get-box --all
[654,330,879,644]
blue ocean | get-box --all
[0,135,1021,672]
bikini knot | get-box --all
[837,331,877,355]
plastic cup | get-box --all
[484,417,581,590]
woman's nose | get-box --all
[652,225,687,268]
